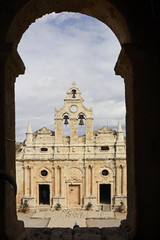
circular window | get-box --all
[70,105,77,112]
[41,170,48,176]
[102,169,109,176]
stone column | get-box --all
[53,166,58,197]
[29,166,33,196]
[90,165,94,196]
[116,166,120,196]
[82,175,85,197]
[24,166,28,196]
[122,165,127,196]
[52,166,54,196]
[60,166,64,197]
[27,166,30,196]
[23,166,26,196]
[85,166,88,197]
[96,181,100,204]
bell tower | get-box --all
[54,82,93,144]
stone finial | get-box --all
[117,120,123,133]
[72,81,76,87]
[116,121,124,142]
[26,122,33,144]
[26,122,32,134]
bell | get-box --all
[78,114,85,120]
[63,115,69,126]
[79,119,84,126]
[79,114,85,126]
[72,89,76,99]
[64,118,69,125]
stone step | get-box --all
[101,204,111,212]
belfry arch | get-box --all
[1,1,159,240]
[55,82,94,144]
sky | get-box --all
[15,12,126,142]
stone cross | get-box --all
[72,82,76,87]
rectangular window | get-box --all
[101,146,109,151]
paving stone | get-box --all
[86,219,121,228]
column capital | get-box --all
[89,164,93,168]
[23,165,32,169]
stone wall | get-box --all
[0,1,160,239]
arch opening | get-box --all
[1,1,138,239]
[15,11,127,230]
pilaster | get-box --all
[115,165,120,196]
[70,118,78,143]
[85,165,88,197]
[53,166,58,197]
[60,166,64,197]
[55,118,63,144]
[122,165,127,196]
[86,118,93,144]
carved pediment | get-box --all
[33,127,55,137]
[38,127,51,134]
[94,126,116,135]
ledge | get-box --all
[17,227,125,240]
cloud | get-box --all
[16,12,125,141]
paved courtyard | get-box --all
[17,209,126,228]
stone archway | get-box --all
[1,1,154,240]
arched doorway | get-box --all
[1,1,137,239]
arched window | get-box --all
[78,113,86,136]
[71,89,77,99]
[62,113,70,136]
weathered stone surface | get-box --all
[73,227,102,240]
[50,228,73,240]
[100,227,124,240]
[17,227,126,240]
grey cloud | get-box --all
[16,12,125,141]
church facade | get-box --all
[16,83,127,211]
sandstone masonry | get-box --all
[16,83,127,211]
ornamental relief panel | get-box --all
[66,167,83,183]
[95,166,114,182]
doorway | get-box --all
[69,185,80,205]
[39,184,50,205]
[100,184,111,204]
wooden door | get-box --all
[69,185,80,205]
